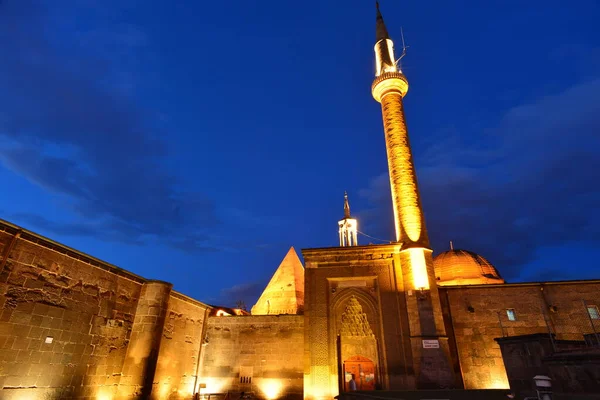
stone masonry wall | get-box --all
[119,281,172,399]
[441,281,600,391]
[0,221,211,400]
[200,315,304,400]
[0,225,144,399]
[153,293,208,399]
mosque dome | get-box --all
[433,249,504,286]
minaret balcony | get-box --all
[372,71,409,101]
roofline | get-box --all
[302,244,599,286]
[302,243,399,253]
[0,218,211,309]
[171,290,212,309]
[439,279,600,289]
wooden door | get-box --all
[343,355,376,391]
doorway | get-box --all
[343,355,376,391]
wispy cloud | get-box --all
[360,78,600,280]
[210,281,267,309]
[0,0,220,251]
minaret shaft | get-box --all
[380,92,430,247]
[370,4,457,389]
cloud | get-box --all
[0,0,220,251]
[212,281,267,309]
[360,78,600,280]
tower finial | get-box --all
[450,240,454,250]
[344,191,351,219]
[376,1,390,42]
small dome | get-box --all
[433,249,504,286]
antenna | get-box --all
[450,240,454,250]
[395,27,408,65]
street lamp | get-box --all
[533,375,552,400]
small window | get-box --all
[587,305,600,320]
[239,366,253,385]
[506,309,517,321]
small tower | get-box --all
[338,192,358,246]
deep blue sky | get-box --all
[1,0,599,307]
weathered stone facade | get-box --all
[1,218,600,399]
[440,281,600,392]
[302,245,461,400]
[199,315,304,399]
[0,220,209,400]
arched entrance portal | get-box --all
[343,355,376,391]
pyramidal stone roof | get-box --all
[251,247,305,315]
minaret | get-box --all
[372,1,429,249]
[338,192,358,246]
[371,2,456,388]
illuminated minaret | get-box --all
[371,2,456,388]
[372,2,429,250]
[338,192,358,246]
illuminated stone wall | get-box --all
[0,225,144,399]
[199,315,304,400]
[303,244,421,399]
[0,221,210,400]
[119,281,172,399]
[153,293,208,399]
[441,281,600,390]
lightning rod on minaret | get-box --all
[395,27,408,65]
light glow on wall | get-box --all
[258,378,284,400]
[406,248,429,290]
[304,367,339,400]
[201,377,228,394]
[95,387,115,400]
[485,371,510,389]
[157,383,173,400]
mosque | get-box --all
[0,3,598,400]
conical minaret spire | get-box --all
[343,191,351,219]
[338,192,358,247]
[374,1,396,77]
[376,1,390,41]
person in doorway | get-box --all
[349,374,357,391]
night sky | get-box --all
[1,0,599,307]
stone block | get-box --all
[40,316,53,328]
[30,314,43,326]
[4,374,23,387]
[39,351,53,364]
[1,348,18,362]
[47,305,65,319]
[51,352,63,364]
[27,326,45,339]
[11,323,31,337]
[7,273,26,286]
[10,311,32,325]
[49,317,63,329]
[27,339,41,351]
